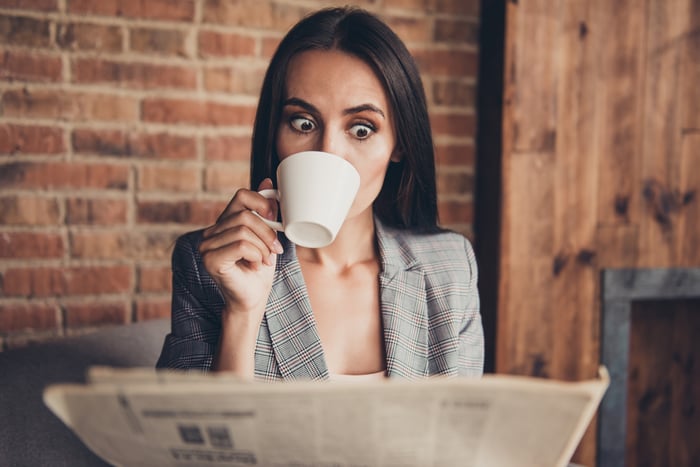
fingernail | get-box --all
[267,254,276,265]
[272,240,284,254]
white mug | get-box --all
[255,151,360,248]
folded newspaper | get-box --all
[43,366,609,467]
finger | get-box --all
[205,191,275,239]
[212,188,276,228]
[203,209,282,254]
[200,222,275,265]
[204,210,284,254]
[257,178,278,221]
[201,222,283,268]
[258,178,273,191]
[201,239,269,274]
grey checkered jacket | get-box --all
[156,219,484,380]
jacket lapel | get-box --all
[264,241,329,380]
[376,221,429,378]
[263,220,429,380]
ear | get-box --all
[390,149,403,163]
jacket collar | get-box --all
[264,217,428,380]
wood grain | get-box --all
[626,300,700,467]
[497,0,700,464]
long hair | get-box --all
[250,7,439,231]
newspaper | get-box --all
[43,367,609,467]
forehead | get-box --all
[284,49,390,109]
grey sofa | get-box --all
[0,319,169,467]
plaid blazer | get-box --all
[156,219,484,380]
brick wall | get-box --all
[0,0,480,349]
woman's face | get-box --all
[276,49,397,221]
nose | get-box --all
[318,129,345,158]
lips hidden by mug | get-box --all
[254,151,360,248]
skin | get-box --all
[200,49,398,377]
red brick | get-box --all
[2,89,139,122]
[0,0,57,11]
[438,200,474,224]
[0,15,51,48]
[137,265,171,293]
[384,15,431,43]
[385,0,479,16]
[433,80,475,108]
[0,49,62,82]
[130,27,189,56]
[261,37,281,60]
[135,297,170,320]
[68,231,129,260]
[2,265,132,297]
[431,113,476,138]
[66,198,128,225]
[412,48,478,77]
[204,162,249,193]
[433,0,480,16]
[198,30,256,57]
[202,66,264,96]
[72,129,196,160]
[0,303,59,332]
[437,170,474,195]
[68,0,195,21]
[204,135,251,161]
[69,230,179,261]
[137,200,226,225]
[56,22,123,52]
[72,58,197,90]
[138,164,200,192]
[202,0,307,29]
[435,143,475,166]
[0,196,61,225]
[0,124,64,154]
[64,301,130,327]
[0,162,129,190]
[383,0,425,9]
[142,98,257,127]
[0,232,64,259]
[435,18,479,45]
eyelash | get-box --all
[349,122,376,140]
[288,116,376,140]
[289,116,315,134]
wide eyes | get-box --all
[289,117,375,141]
[290,117,315,133]
[349,124,374,140]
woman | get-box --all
[156,7,484,380]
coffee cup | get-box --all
[254,151,360,248]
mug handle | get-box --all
[252,188,284,231]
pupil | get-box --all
[301,121,312,131]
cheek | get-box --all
[355,159,391,203]
[275,128,293,159]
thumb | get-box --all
[257,178,278,221]
[257,178,273,191]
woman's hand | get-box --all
[199,178,283,317]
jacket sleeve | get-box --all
[457,236,485,377]
[155,231,223,371]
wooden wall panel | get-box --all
[679,134,700,265]
[551,0,598,384]
[638,0,689,267]
[498,0,700,465]
[626,300,700,467]
[594,0,646,228]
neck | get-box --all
[296,210,377,269]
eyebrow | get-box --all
[282,97,386,119]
